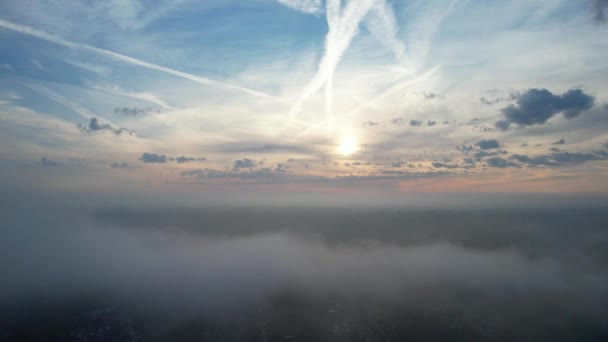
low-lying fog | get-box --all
[2,196,608,341]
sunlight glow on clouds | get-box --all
[0,0,608,196]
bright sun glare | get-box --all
[337,135,358,156]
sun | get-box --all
[337,135,358,156]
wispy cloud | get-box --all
[286,0,386,128]
[88,83,172,109]
[278,0,323,14]
[0,18,279,100]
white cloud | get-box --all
[278,0,323,14]
[66,60,111,76]
[88,83,172,109]
[0,18,280,101]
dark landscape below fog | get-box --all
[2,197,608,341]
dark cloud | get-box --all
[233,159,257,169]
[111,162,130,169]
[410,120,423,127]
[486,157,518,168]
[432,162,460,169]
[480,92,518,106]
[496,89,595,130]
[392,118,405,125]
[139,153,167,163]
[474,150,499,159]
[475,139,500,150]
[551,139,566,145]
[275,163,290,172]
[79,118,134,135]
[40,157,62,167]
[423,92,439,99]
[495,120,511,131]
[427,120,437,126]
[510,150,607,167]
[176,156,206,164]
[114,107,157,117]
[480,97,501,105]
[591,0,608,22]
[457,145,474,154]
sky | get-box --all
[1,0,608,201]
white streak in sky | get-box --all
[285,0,406,131]
[0,19,278,101]
[20,83,122,127]
[278,0,323,14]
[286,0,375,125]
[88,83,173,109]
[293,66,440,139]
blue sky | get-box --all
[1,0,608,199]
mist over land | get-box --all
[2,193,608,341]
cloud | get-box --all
[392,118,406,125]
[79,118,134,135]
[495,120,511,131]
[475,139,500,150]
[0,64,15,72]
[114,107,156,116]
[591,0,608,23]
[0,19,277,100]
[486,157,518,168]
[474,150,500,159]
[480,92,518,106]
[286,0,397,126]
[181,168,291,183]
[138,153,205,164]
[509,149,608,168]
[551,139,566,145]
[40,157,62,167]
[234,159,257,169]
[432,162,460,169]
[30,59,48,72]
[217,143,315,155]
[176,156,206,164]
[423,92,439,99]
[410,120,423,127]
[89,84,171,109]
[278,0,322,14]
[275,163,291,172]
[457,145,474,154]
[139,153,167,163]
[496,88,595,129]
[427,120,437,127]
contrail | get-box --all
[286,0,376,126]
[0,18,279,101]
[22,83,95,120]
[293,66,440,139]
[284,0,405,131]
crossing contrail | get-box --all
[283,0,405,131]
